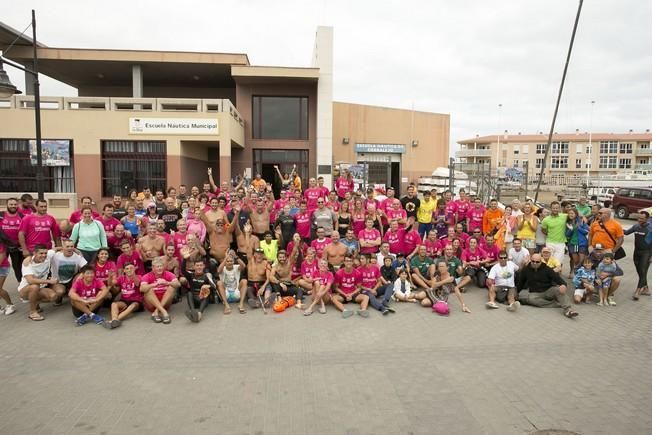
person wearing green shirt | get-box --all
[575,197,591,217]
[70,207,107,263]
[541,201,567,265]
[410,245,434,288]
[437,245,472,290]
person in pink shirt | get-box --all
[18,199,61,256]
[325,191,340,212]
[461,238,487,287]
[69,265,110,326]
[385,199,408,228]
[0,197,25,280]
[0,241,16,315]
[335,169,354,200]
[423,230,441,259]
[117,240,145,275]
[481,234,500,283]
[17,193,36,216]
[99,204,121,240]
[454,223,470,247]
[383,219,404,255]
[296,248,319,294]
[363,188,380,212]
[402,220,422,259]
[303,258,334,315]
[293,202,312,243]
[139,257,181,323]
[105,262,143,329]
[310,227,331,258]
[303,178,323,212]
[186,208,207,243]
[465,197,486,234]
[171,220,189,262]
[317,177,330,198]
[350,199,367,236]
[108,225,133,259]
[358,218,381,255]
[453,190,472,225]
[93,248,117,294]
[69,196,101,225]
[332,256,369,317]
[357,254,394,314]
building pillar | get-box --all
[219,140,232,186]
[132,64,142,110]
[312,26,334,188]
[25,71,36,95]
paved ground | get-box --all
[1,223,651,435]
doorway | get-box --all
[253,149,309,197]
[357,153,402,194]
[261,163,281,197]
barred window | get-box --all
[0,139,75,193]
[101,140,166,196]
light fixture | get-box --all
[192,75,200,81]
[96,73,104,79]
[342,137,349,144]
[411,140,418,147]
[0,60,20,98]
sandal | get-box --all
[29,312,45,321]
[318,306,327,314]
[564,309,579,319]
[238,306,246,314]
[223,305,232,315]
[303,308,314,316]
[151,314,162,323]
[161,314,171,324]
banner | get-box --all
[30,139,71,166]
[129,118,219,135]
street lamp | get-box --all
[0,10,44,200]
[586,100,595,183]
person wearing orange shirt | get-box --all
[483,199,504,236]
[589,208,624,251]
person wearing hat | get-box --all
[540,246,562,274]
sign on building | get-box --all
[355,143,406,154]
[129,118,219,135]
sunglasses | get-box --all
[499,256,508,260]
[531,260,541,264]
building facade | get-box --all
[0,23,449,217]
[457,132,652,180]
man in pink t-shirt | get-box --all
[69,196,101,225]
[293,202,312,242]
[332,256,369,317]
[335,171,354,200]
[383,220,404,255]
[310,227,332,258]
[99,204,121,240]
[18,199,61,255]
[358,218,381,254]
[69,265,110,325]
[139,257,181,323]
[356,254,393,314]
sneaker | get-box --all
[607,296,617,306]
[506,301,520,312]
[485,301,500,309]
[4,304,16,316]
[75,313,89,326]
[357,309,370,318]
[384,306,396,314]
[342,309,354,318]
[381,308,390,316]
[90,313,105,325]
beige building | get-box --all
[0,22,449,217]
[457,132,652,179]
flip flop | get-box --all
[151,314,162,323]
[318,306,327,314]
[162,315,171,324]
[223,306,232,315]
[238,306,246,314]
[29,312,45,321]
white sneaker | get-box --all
[485,301,500,309]
[506,301,520,312]
[4,304,16,315]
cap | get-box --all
[594,243,604,250]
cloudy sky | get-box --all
[4,0,651,153]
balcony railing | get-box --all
[636,148,652,155]
[456,149,492,157]
[0,96,245,126]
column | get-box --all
[312,26,334,188]
[219,140,231,186]
[132,64,142,110]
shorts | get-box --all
[143,291,172,313]
[0,267,10,277]
[225,289,240,303]
[522,239,535,250]
[454,277,462,285]
[568,244,588,255]
[574,287,586,298]
[117,299,143,312]
[495,286,516,304]
[71,297,110,317]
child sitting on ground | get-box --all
[596,252,617,306]
[392,269,416,302]
[572,257,596,304]
[391,253,409,274]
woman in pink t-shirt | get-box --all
[351,199,366,236]
[105,263,142,329]
[296,248,319,293]
[302,258,334,316]
[93,248,117,294]
[69,265,110,326]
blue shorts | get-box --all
[0,267,9,277]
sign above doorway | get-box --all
[129,118,219,135]
[355,143,405,154]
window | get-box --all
[585,145,592,154]
[585,161,592,169]
[551,141,569,154]
[551,156,568,169]
[620,143,633,154]
[639,158,649,164]
[513,145,520,154]
[252,96,308,140]
[535,158,544,169]
[101,141,166,196]
[619,158,632,169]
[0,139,74,193]
[599,156,617,168]
[600,141,618,154]
[521,146,529,154]
[639,142,650,150]
[576,143,583,154]
[575,159,582,169]
[536,144,546,154]
[513,160,519,168]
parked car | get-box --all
[611,187,652,219]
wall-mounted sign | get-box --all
[355,143,406,154]
[129,118,219,135]
[30,139,71,166]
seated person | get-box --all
[416,260,470,313]
[217,252,247,314]
[17,245,59,321]
[409,245,435,289]
[392,269,417,302]
[105,263,143,329]
[182,258,217,322]
[541,246,562,273]
[140,256,181,324]
[357,254,394,315]
[486,250,520,311]
[68,265,110,326]
[331,255,370,318]
[572,257,596,304]
[267,249,303,308]
[303,258,334,316]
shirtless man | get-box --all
[137,223,166,272]
[267,249,304,309]
[323,231,348,270]
[234,222,259,264]
[249,198,273,239]
[203,197,228,228]
[246,247,271,309]
[203,214,237,263]
[179,233,207,264]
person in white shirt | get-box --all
[50,239,87,303]
[508,238,530,270]
[17,245,60,321]
[392,269,416,302]
[486,250,520,312]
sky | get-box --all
[3,0,651,155]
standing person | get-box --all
[625,211,652,300]
[465,197,486,234]
[99,204,121,242]
[69,196,101,224]
[68,265,110,326]
[0,239,16,315]
[0,197,25,281]
[565,208,589,277]
[274,204,296,249]
[18,199,61,257]
[158,198,182,234]
[482,199,503,236]
[541,201,568,265]
[400,185,420,221]
[336,200,352,238]
[517,253,579,318]
[335,168,354,201]
[70,207,108,263]
[589,208,624,253]
[575,197,591,218]
[416,190,436,239]
[312,198,337,237]
[534,208,549,253]
[516,203,538,254]
[358,217,382,255]
[17,193,36,215]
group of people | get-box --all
[1,167,650,327]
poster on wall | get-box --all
[334,162,366,191]
[30,139,71,166]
